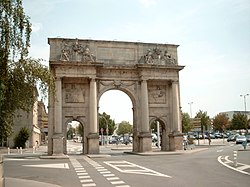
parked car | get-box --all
[245,134,250,143]
[227,134,238,142]
[235,135,247,144]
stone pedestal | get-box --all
[87,133,99,154]
[169,132,183,151]
[52,134,64,156]
[138,132,152,152]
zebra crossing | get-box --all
[69,156,172,186]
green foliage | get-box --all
[76,124,84,137]
[213,113,229,131]
[182,112,193,133]
[195,110,210,132]
[99,112,116,135]
[67,127,75,140]
[14,127,30,148]
[116,121,132,136]
[150,121,157,133]
[0,0,54,139]
[230,113,247,130]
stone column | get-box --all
[52,77,64,155]
[89,79,98,134]
[138,79,152,152]
[141,79,149,133]
[87,78,99,154]
[54,77,62,134]
[169,81,183,151]
[172,81,181,132]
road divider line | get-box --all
[217,156,250,176]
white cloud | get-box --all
[31,22,43,33]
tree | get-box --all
[99,112,116,135]
[116,121,132,136]
[150,121,157,133]
[0,0,54,140]
[67,127,75,140]
[230,113,247,130]
[14,127,29,148]
[76,124,84,137]
[213,113,229,132]
[195,110,210,132]
[182,112,193,133]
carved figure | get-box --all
[60,43,71,61]
[82,45,96,62]
[73,39,83,53]
[138,47,177,65]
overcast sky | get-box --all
[23,0,250,123]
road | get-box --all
[3,141,250,187]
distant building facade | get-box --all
[220,111,250,121]
[8,99,40,148]
[38,101,48,144]
[8,96,48,148]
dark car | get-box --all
[245,134,250,143]
[227,134,238,142]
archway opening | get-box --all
[150,119,166,151]
[98,89,133,153]
[66,120,84,154]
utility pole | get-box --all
[240,94,249,132]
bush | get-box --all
[14,127,30,148]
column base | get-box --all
[87,133,99,154]
[52,134,65,156]
[169,132,184,151]
[138,132,152,152]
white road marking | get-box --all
[82,156,131,187]
[23,163,69,169]
[80,179,93,183]
[111,181,125,185]
[216,149,223,152]
[224,156,233,164]
[104,161,171,178]
[107,177,120,181]
[70,158,96,187]
[217,156,250,176]
[103,174,115,177]
[82,183,96,187]
[237,165,250,171]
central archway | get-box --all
[47,38,184,156]
[98,89,134,152]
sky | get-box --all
[22,0,250,123]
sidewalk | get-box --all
[0,139,235,187]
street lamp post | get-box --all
[240,94,249,132]
[188,102,193,118]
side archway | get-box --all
[150,117,170,151]
[63,118,86,154]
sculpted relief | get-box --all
[148,85,166,104]
[60,39,96,62]
[139,47,177,65]
[64,83,85,103]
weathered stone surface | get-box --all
[48,38,184,155]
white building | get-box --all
[220,111,250,121]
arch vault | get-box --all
[48,38,184,155]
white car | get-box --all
[236,135,247,144]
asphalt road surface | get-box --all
[3,142,250,187]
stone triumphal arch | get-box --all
[48,38,184,156]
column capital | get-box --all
[55,76,62,81]
[89,77,96,81]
